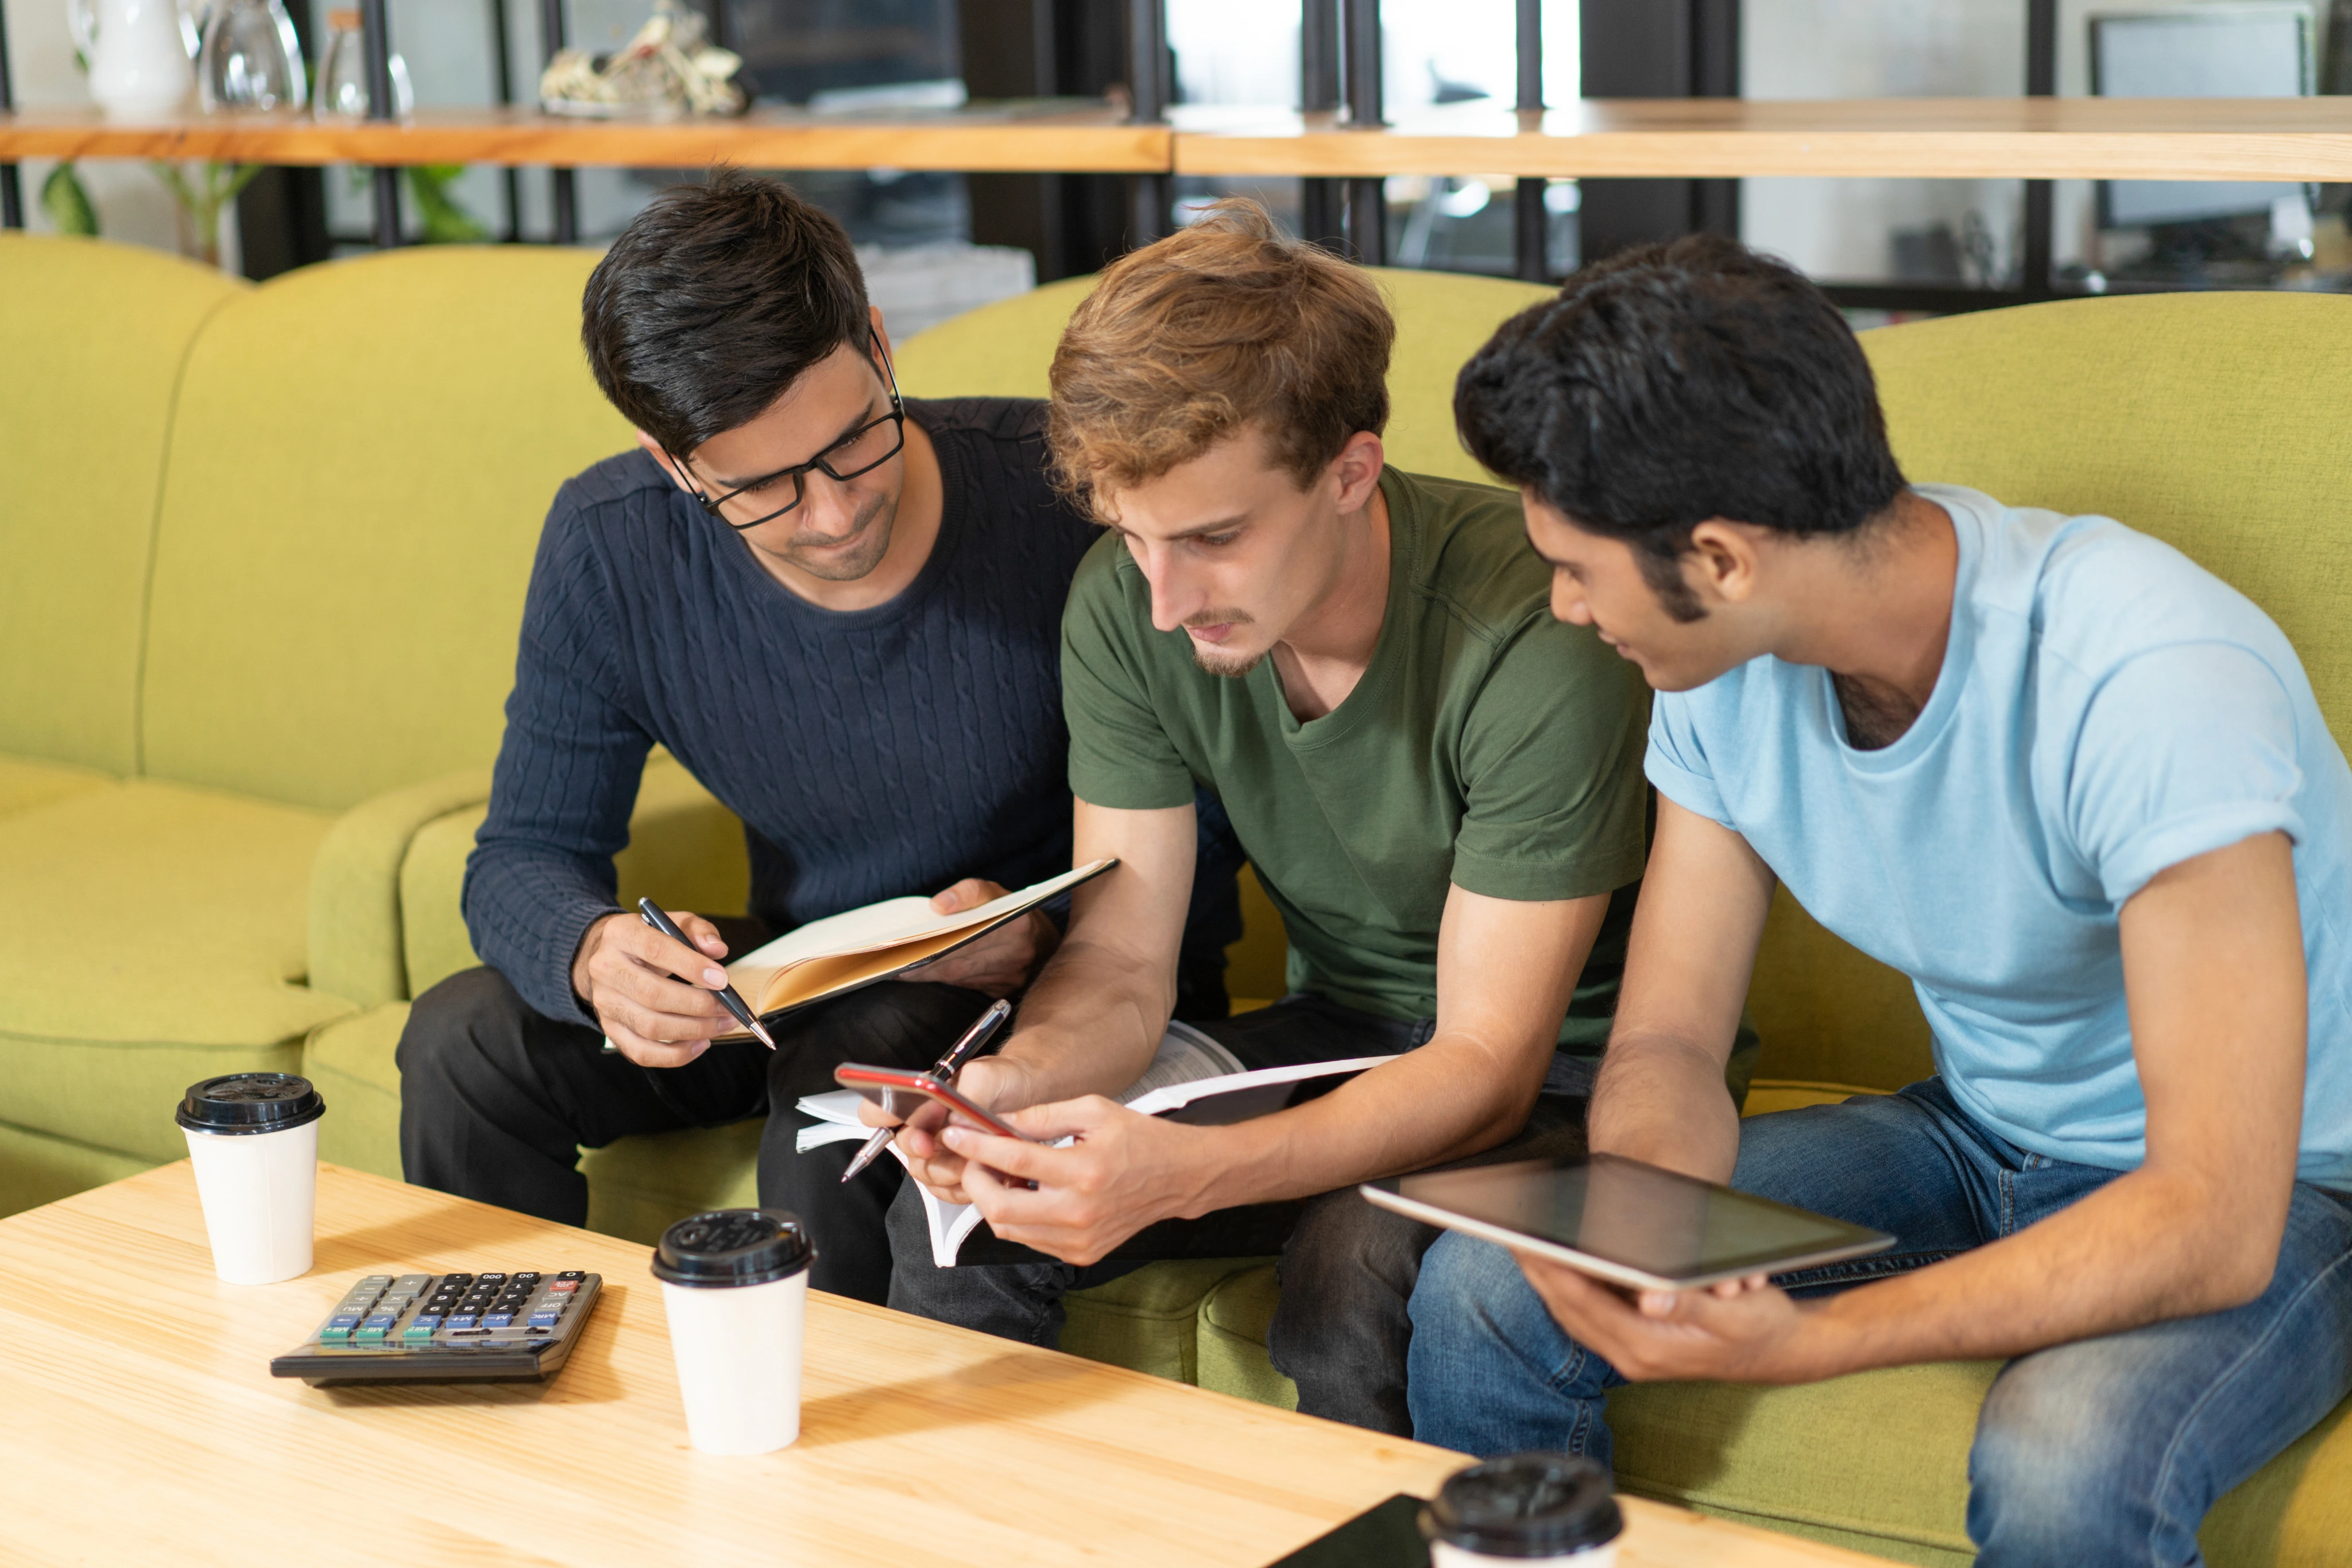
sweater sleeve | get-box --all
[462,497,653,1025]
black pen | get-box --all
[637,897,777,1050]
[840,997,1014,1183]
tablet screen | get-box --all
[1378,1153,1891,1286]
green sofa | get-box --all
[3,231,2347,1563]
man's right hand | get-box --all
[571,908,737,1068]
[861,1054,1043,1203]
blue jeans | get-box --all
[1406,1079,2352,1567]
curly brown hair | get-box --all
[1046,200,1395,516]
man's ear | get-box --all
[868,304,895,367]
[1685,518,1761,607]
[636,431,697,495]
[1328,431,1386,512]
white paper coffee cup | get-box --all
[653,1209,817,1455]
[1421,1452,1623,1566]
[176,1073,325,1286]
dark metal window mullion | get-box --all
[0,0,22,229]
[1341,0,1383,264]
[542,0,577,243]
[1512,0,1545,280]
[361,0,404,246]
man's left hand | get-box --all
[942,1098,1211,1265]
[901,878,1059,997]
[1514,1253,1825,1385]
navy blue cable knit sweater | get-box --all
[465,397,1239,1027]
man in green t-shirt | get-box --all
[869,203,1649,1434]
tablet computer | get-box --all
[1362,1153,1894,1292]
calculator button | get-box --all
[402,1322,438,1341]
[512,1271,541,1283]
[393,1274,432,1291]
[547,1279,579,1294]
[482,1312,515,1328]
[358,1275,394,1288]
[476,1272,507,1284]
[526,1310,562,1328]
[318,1318,359,1341]
[443,1314,478,1329]
[357,1317,396,1341]
[555,1271,585,1281]
[439,1273,472,1287]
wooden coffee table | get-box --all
[0,1163,1895,1566]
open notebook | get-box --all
[798,1022,1393,1266]
[689,860,1113,1039]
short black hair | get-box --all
[581,168,871,457]
[1455,232,1906,620]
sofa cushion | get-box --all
[579,1120,763,1245]
[0,1118,156,1222]
[0,754,111,819]
[139,246,634,811]
[0,781,354,1162]
[303,1002,408,1182]
[0,235,245,775]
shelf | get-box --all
[0,101,1170,173]
[1171,98,2352,181]
[10,98,2352,182]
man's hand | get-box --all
[571,908,736,1068]
[900,878,1059,997]
[944,1098,1214,1265]
[1513,1254,1811,1383]
[855,1053,1046,1204]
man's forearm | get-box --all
[1183,1031,1547,1213]
[1794,1163,2290,1380]
[993,934,1172,1104]
[1587,1031,1742,1182]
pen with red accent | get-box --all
[840,997,1013,1183]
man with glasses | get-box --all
[396,171,1240,1304]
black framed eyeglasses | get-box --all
[670,345,906,532]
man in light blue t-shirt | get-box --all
[1404,234,2352,1567]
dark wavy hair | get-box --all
[581,168,871,456]
[1455,233,1906,620]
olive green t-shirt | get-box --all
[1062,466,1649,1048]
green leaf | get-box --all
[40,162,100,237]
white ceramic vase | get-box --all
[68,0,196,119]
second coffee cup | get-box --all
[176,1072,326,1285]
[653,1208,816,1455]
[1420,1451,1624,1566]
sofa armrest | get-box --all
[392,750,752,1004]
[308,768,495,1009]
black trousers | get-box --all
[885,993,1591,1436]
[396,962,994,1303]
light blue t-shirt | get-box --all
[1648,484,2352,1192]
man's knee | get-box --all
[1407,1232,1562,1369]
[1281,1187,1431,1299]
[1968,1358,2176,1566]
[397,967,534,1102]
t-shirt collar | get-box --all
[1818,484,1982,772]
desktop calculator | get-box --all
[270,1268,604,1385]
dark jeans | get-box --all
[884,993,1592,1437]
[396,961,995,1303]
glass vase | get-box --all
[314,8,413,119]
[199,0,308,114]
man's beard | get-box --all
[1185,614,1263,679]
[776,489,896,582]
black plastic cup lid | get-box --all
[1419,1453,1622,1558]
[175,1073,325,1136]
[651,1209,815,1288]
